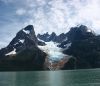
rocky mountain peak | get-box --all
[24,25,33,31]
[0,25,47,70]
[0,25,45,57]
[8,25,37,49]
[67,25,95,42]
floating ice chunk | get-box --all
[23,29,30,34]
[5,48,16,56]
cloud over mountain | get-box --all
[0,0,100,48]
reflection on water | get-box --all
[49,71,63,86]
[0,69,100,86]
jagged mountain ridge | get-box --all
[0,24,100,70]
[37,25,100,70]
[0,25,46,70]
[58,25,95,48]
[37,25,94,48]
[0,25,45,56]
[37,32,67,43]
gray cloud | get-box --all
[0,0,100,48]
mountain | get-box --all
[0,24,100,71]
[67,25,95,41]
[62,25,100,69]
[37,32,51,42]
[37,32,57,42]
[37,32,67,43]
[37,25,100,70]
[58,25,95,48]
[0,25,46,71]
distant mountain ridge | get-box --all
[0,24,100,70]
[37,25,100,70]
[37,25,95,48]
[37,32,67,43]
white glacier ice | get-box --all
[38,41,67,61]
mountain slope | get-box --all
[62,25,100,69]
[0,24,100,70]
[0,25,46,71]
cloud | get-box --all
[16,8,26,16]
[66,0,100,33]
[21,0,100,34]
[0,0,13,3]
[1,0,100,47]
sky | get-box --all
[0,0,100,48]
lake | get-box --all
[0,69,100,86]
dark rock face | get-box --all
[37,32,67,43]
[62,25,100,69]
[49,32,57,42]
[8,25,37,52]
[37,32,50,42]
[58,40,70,48]
[58,25,95,48]
[67,25,95,42]
[0,25,46,71]
[55,33,67,43]
[61,57,77,70]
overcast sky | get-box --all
[0,0,100,48]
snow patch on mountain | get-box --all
[14,42,18,45]
[63,37,68,41]
[5,48,16,56]
[19,39,24,43]
[37,38,45,42]
[64,42,72,49]
[23,29,30,34]
[87,28,92,33]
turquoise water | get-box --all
[0,69,100,86]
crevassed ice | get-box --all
[23,29,30,34]
[5,48,16,56]
[38,41,66,61]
